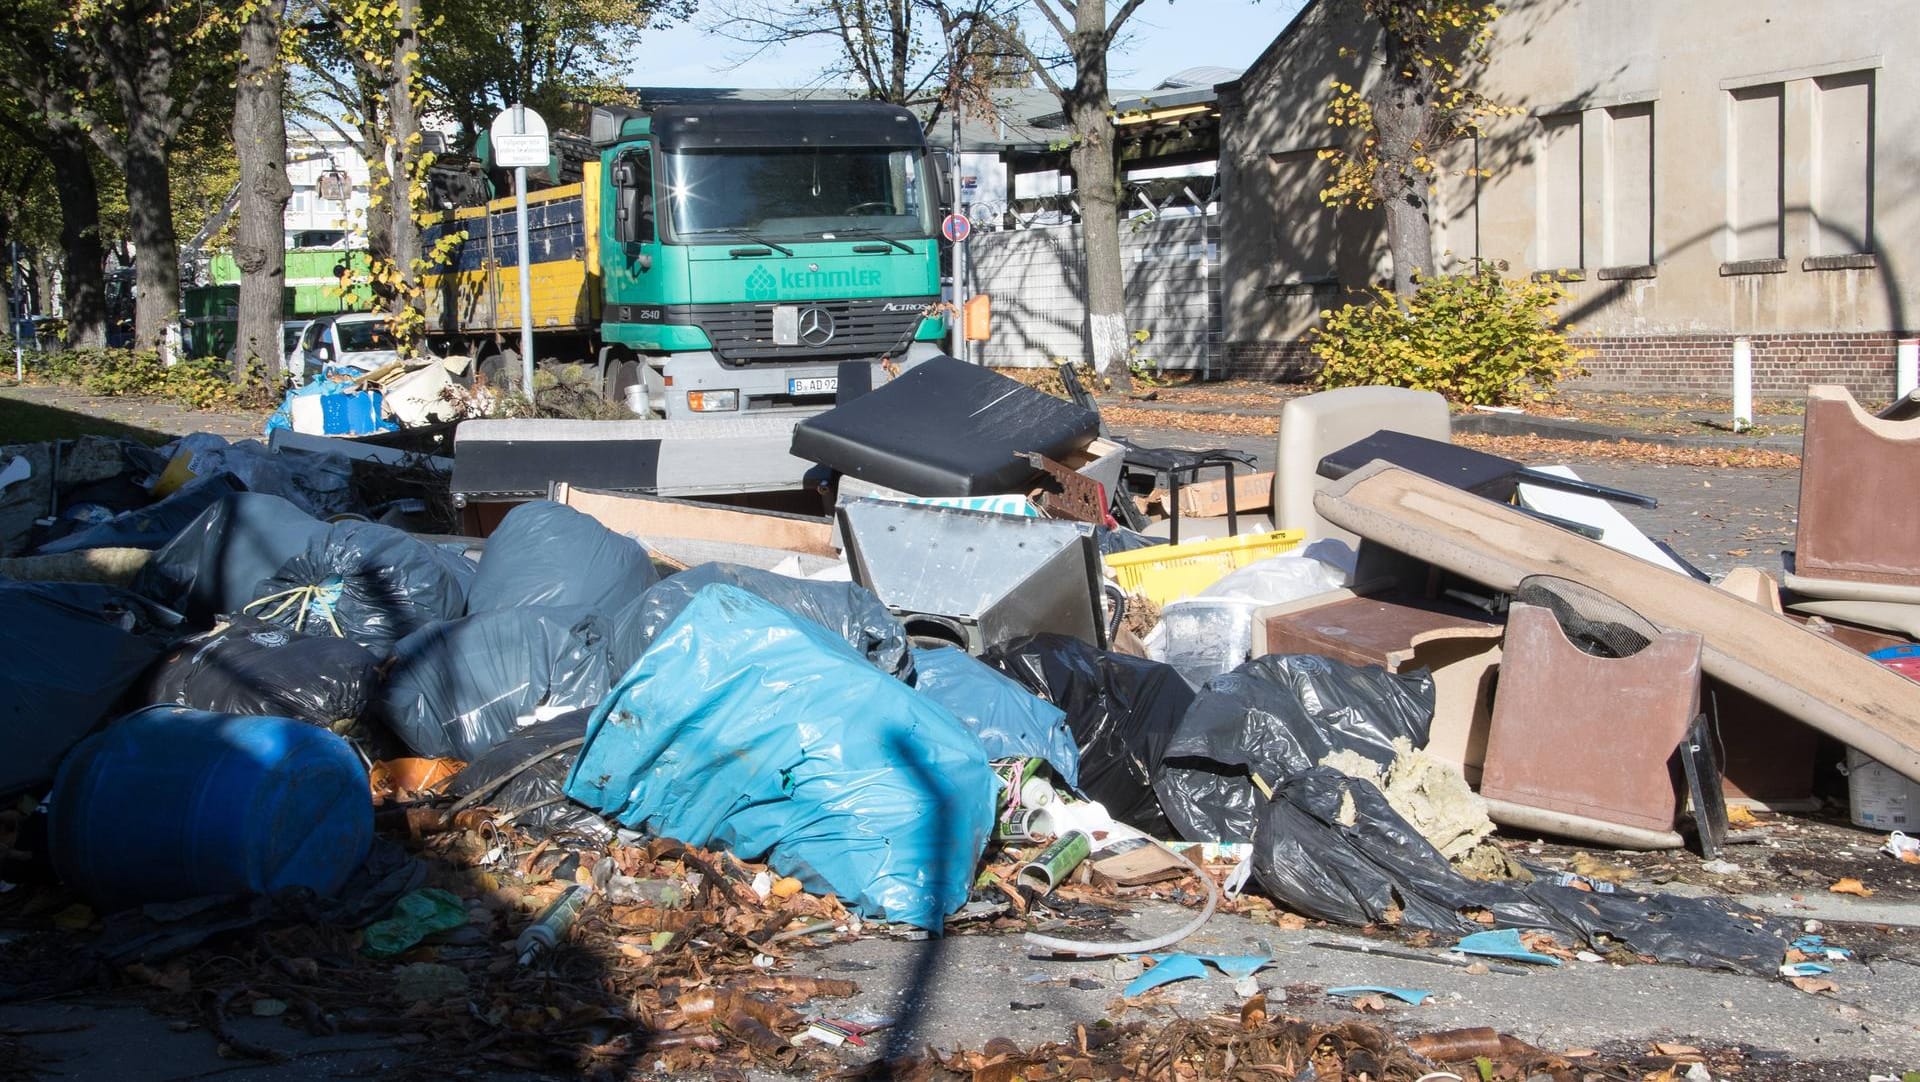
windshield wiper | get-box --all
[688,227,793,257]
[833,228,914,254]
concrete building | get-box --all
[285,122,373,249]
[1218,0,1916,397]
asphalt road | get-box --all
[1113,422,1802,580]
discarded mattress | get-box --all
[565,584,997,930]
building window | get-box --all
[1602,103,1653,268]
[1812,71,1873,256]
[1728,84,1784,261]
[290,190,310,213]
[1535,112,1582,270]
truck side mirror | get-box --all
[929,151,954,212]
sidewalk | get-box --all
[1098,384,1806,453]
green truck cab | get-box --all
[423,100,949,419]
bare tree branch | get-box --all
[1107,0,1148,34]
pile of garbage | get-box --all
[3,362,1915,1076]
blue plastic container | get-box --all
[50,706,373,911]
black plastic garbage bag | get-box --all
[247,520,475,655]
[445,712,610,843]
[139,614,380,728]
[1250,768,1791,976]
[133,493,329,627]
[465,500,659,615]
[1251,767,1494,932]
[1155,655,1434,844]
[378,606,616,760]
[981,634,1193,836]
[1,583,177,798]
[608,562,910,678]
[36,472,245,555]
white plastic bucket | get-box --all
[623,384,647,418]
[1844,748,1918,829]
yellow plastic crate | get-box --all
[1103,528,1307,606]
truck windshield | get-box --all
[664,147,935,243]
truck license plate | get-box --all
[789,376,838,396]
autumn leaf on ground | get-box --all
[1828,877,1874,896]
[1651,1042,1702,1060]
[1790,975,1839,994]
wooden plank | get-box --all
[554,482,838,558]
[1314,462,1920,783]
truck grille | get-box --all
[688,297,936,363]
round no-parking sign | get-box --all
[941,213,971,243]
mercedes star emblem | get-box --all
[797,306,836,347]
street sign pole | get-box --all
[949,82,966,362]
[491,103,549,403]
[513,107,535,403]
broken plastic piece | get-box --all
[362,887,468,959]
[1120,953,1274,997]
[1327,985,1432,1005]
[1450,928,1563,967]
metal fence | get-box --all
[962,211,1222,373]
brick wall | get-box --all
[1225,331,1909,398]
[1569,333,1904,398]
[1224,340,1319,381]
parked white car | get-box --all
[291,313,400,382]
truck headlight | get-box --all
[687,390,739,412]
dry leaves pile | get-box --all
[1456,433,1801,469]
[1103,406,1281,438]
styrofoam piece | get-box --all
[1516,464,1688,575]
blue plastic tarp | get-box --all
[607,562,911,679]
[565,584,997,930]
[910,645,1080,788]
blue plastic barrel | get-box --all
[50,706,373,910]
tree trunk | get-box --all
[231,0,291,384]
[385,0,424,300]
[1065,1,1131,390]
[123,143,180,352]
[45,132,106,348]
[90,4,185,353]
[1372,28,1435,297]
[1384,188,1434,297]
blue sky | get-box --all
[624,1,1308,91]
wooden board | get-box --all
[554,482,838,558]
[1314,462,1920,783]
